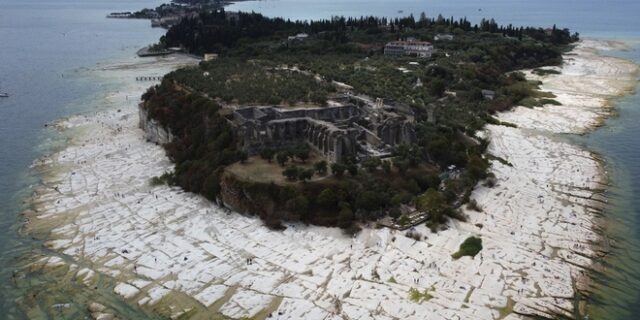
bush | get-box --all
[294,144,310,162]
[362,158,381,173]
[298,168,315,182]
[347,164,358,176]
[277,152,290,166]
[286,195,309,218]
[337,206,354,229]
[451,236,482,259]
[331,162,346,177]
[466,199,482,212]
[150,171,174,186]
[260,148,276,162]
[356,190,382,212]
[314,160,328,175]
[381,160,391,173]
[317,188,337,209]
[283,165,300,181]
[405,230,422,241]
[409,288,433,303]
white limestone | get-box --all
[26,40,638,319]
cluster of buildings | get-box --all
[227,96,416,163]
[151,12,198,28]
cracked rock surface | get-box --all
[27,39,638,319]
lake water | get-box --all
[0,0,165,317]
[1,0,639,318]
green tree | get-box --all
[314,160,328,175]
[277,152,289,167]
[393,159,410,175]
[337,206,354,229]
[362,158,381,173]
[283,165,299,181]
[298,168,315,182]
[451,236,483,259]
[466,154,489,181]
[381,160,391,173]
[331,163,346,178]
[416,188,447,224]
[347,164,358,176]
[416,188,445,212]
[238,151,248,164]
[428,79,447,97]
[260,148,276,162]
[294,145,310,162]
[389,206,401,219]
[286,195,309,218]
[356,190,382,212]
[317,188,337,209]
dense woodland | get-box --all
[142,83,242,199]
[143,10,578,231]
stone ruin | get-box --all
[227,100,416,163]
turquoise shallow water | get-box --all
[1,0,639,318]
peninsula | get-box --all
[22,6,639,320]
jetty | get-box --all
[135,76,163,82]
[136,45,186,58]
[136,46,172,57]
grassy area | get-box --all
[225,151,327,185]
[170,59,334,106]
[409,288,434,303]
[451,236,483,259]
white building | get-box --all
[287,33,309,42]
[384,40,433,58]
[203,53,218,61]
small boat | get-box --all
[0,93,8,98]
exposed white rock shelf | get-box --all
[27,39,638,319]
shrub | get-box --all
[150,171,174,186]
[286,195,309,217]
[294,145,310,162]
[298,168,315,182]
[451,236,482,259]
[337,206,354,229]
[283,165,300,181]
[260,148,276,162]
[331,162,346,177]
[405,230,422,241]
[356,191,382,212]
[314,160,328,175]
[466,199,483,212]
[277,152,290,166]
[347,164,358,176]
[381,160,391,173]
[317,188,337,209]
[409,288,433,303]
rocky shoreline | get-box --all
[20,39,639,319]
